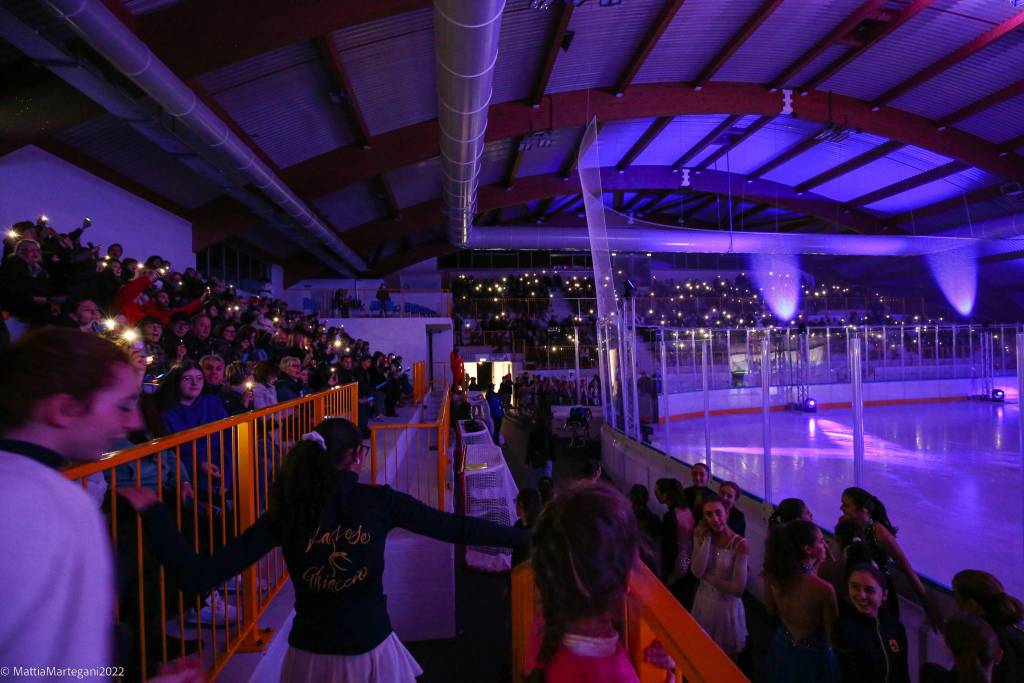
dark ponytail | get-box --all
[769,498,808,528]
[954,569,1024,627]
[763,519,819,585]
[269,418,362,538]
[843,487,897,535]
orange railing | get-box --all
[62,383,358,681]
[511,561,748,683]
[412,360,426,404]
[369,389,451,511]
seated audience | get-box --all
[221,361,254,416]
[275,356,305,402]
[252,361,280,409]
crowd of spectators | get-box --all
[0,215,415,438]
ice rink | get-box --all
[652,399,1024,597]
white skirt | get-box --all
[279,632,423,683]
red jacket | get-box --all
[114,276,204,326]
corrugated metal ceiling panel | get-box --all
[515,126,585,178]
[930,0,1023,25]
[812,151,954,204]
[205,62,356,167]
[715,0,867,84]
[820,7,993,102]
[313,180,388,231]
[55,115,220,209]
[890,29,1024,119]
[331,9,436,136]
[783,43,849,89]
[693,116,823,176]
[762,130,889,187]
[863,167,999,214]
[595,118,659,166]
[493,4,557,104]
[955,93,1024,144]
[547,0,664,94]
[633,115,733,166]
[197,42,315,94]
[385,157,442,210]
[633,0,764,84]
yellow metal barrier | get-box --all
[412,360,426,404]
[62,383,359,681]
[511,560,748,683]
[369,389,450,511]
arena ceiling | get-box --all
[2,0,1023,278]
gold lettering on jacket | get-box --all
[302,524,373,592]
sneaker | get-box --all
[186,591,238,625]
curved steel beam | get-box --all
[340,165,886,254]
[281,83,1024,200]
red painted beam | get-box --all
[671,115,741,170]
[315,36,372,148]
[532,4,575,107]
[696,115,773,170]
[848,160,968,207]
[872,12,1024,108]
[616,116,673,171]
[798,0,937,92]
[768,0,888,89]
[937,79,1024,129]
[794,140,905,193]
[693,0,785,89]
[341,166,887,251]
[279,83,1024,199]
[614,0,688,96]
[137,0,432,79]
[505,141,526,189]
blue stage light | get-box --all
[803,398,817,413]
[992,389,1005,402]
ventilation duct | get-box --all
[38,0,367,273]
[434,0,505,247]
[466,224,1020,257]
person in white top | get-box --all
[0,328,201,683]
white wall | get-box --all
[321,317,452,373]
[0,145,194,269]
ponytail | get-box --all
[269,418,362,539]
[843,487,898,535]
[769,498,808,528]
[954,569,1024,626]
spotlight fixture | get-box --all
[801,398,818,413]
[991,389,1005,402]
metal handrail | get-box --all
[62,383,359,680]
[511,560,747,682]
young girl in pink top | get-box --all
[524,483,675,683]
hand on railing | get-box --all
[643,639,678,683]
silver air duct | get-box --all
[39,0,367,273]
[434,0,505,246]
[466,222,1023,257]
